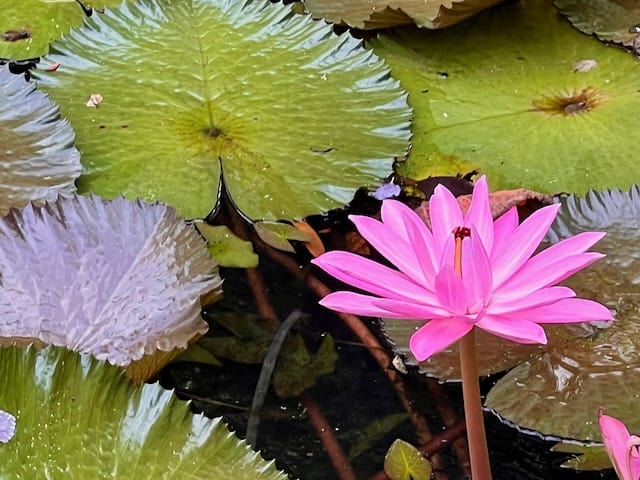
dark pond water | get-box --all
[161,255,618,480]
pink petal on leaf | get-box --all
[311,251,438,304]
[349,214,430,286]
[409,316,473,361]
[475,315,547,345]
[430,184,463,254]
[599,409,635,480]
[492,203,560,289]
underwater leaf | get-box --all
[273,334,337,398]
[0,345,286,479]
[554,0,640,49]
[0,0,129,60]
[0,195,222,382]
[552,442,612,470]
[348,412,409,460]
[172,342,222,366]
[384,439,432,480]
[196,223,259,269]
[35,0,411,221]
[372,0,640,195]
[254,221,310,253]
[304,0,504,29]
[0,64,81,215]
[486,186,639,443]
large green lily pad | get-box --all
[485,187,637,442]
[0,64,81,215]
[35,0,411,220]
[0,195,222,383]
[0,0,128,60]
[554,0,640,49]
[304,0,504,29]
[371,0,640,195]
[0,345,286,479]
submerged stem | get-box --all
[455,231,492,479]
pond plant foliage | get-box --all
[0,0,638,478]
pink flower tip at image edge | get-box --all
[599,408,640,480]
[312,176,613,361]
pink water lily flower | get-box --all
[312,176,612,360]
[599,409,640,480]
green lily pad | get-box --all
[380,319,548,381]
[0,195,223,383]
[554,0,640,49]
[35,0,411,221]
[196,223,259,269]
[0,64,81,215]
[552,442,612,471]
[383,439,432,480]
[0,0,128,60]
[254,221,310,253]
[485,187,636,443]
[371,0,640,195]
[0,345,286,479]
[304,0,504,29]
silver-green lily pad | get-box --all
[0,345,286,479]
[35,0,411,220]
[0,64,81,215]
[371,0,640,195]
[486,187,637,443]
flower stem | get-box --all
[459,330,492,479]
[455,231,492,479]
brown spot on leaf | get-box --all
[532,87,605,116]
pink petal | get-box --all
[465,176,494,253]
[489,286,576,314]
[492,204,560,289]
[409,317,473,361]
[312,251,439,305]
[462,232,493,309]
[506,298,613,324]
[494,252,603,301]
[349,214,430,286]
[380,200,439,287]
[374,298,451,319]
[318,291,409,318]
[599,409,634,480]
[475,315,547,344]
[434,264,467,313]
[429,184,463,254]
[490,207,519,263]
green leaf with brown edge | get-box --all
[486,187,636,444]
[371,0,640,195]
[35,0,411,221]
[0,345,286,479]
[0,64,81,215]
[384,439,432,480]
[304,0,505,29]
[196,222,259,269]
[0,0,130,60]
[554,0,640,49]
[254,221,310,253]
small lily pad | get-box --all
[196,223,259,269]
[371,0,640,195]
[0,195,222,383]
[384,439,432,480]
[35,0,411,220]
[0,345,286,479]
[254,221,310,253]
[304,0,504,29]
[486,187,637,443]
[0,64,81,215]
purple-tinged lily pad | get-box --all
[0,65,81,215]
[0,195,222,383]
[486,187,637,443]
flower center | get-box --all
[453,226,471,276]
